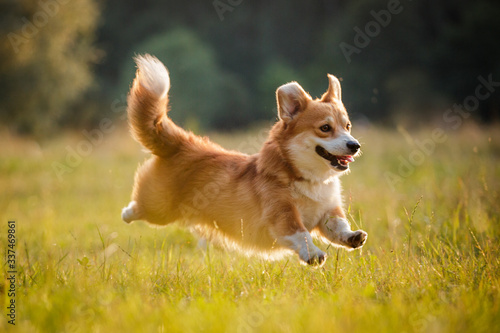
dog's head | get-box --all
[276,75,360,180]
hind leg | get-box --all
[122,201,140,223]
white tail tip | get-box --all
[134,54,170,98]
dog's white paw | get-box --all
[303,248,327,266]
[122,201,138,223]
[284,231,327,266]
[346,230,367,249]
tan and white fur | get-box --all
[122,54,367,266]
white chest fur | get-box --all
[292,176,342,230]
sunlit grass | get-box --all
[0,123,499,332]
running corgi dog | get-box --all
[122,54,367,266]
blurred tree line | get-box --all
[1,0,499,136]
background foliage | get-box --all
[0,0,100,135]
[0,0,499,135]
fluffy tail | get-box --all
[127,54,185,157]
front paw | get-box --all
[298,247,327,266]
[346,230,367,248]
[306,251,327,266]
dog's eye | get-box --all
[320,124,331,132]
[346,123,351,131]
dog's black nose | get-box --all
[346,141,361,153]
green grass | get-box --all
[1,123,499,332]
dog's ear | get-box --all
[321,74,342,102]
[276,82,311,123]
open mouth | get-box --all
[315,146,354,171]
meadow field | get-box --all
[1,123,499,332]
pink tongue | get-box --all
[339,156,354,163]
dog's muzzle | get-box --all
[315,145,355,171]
